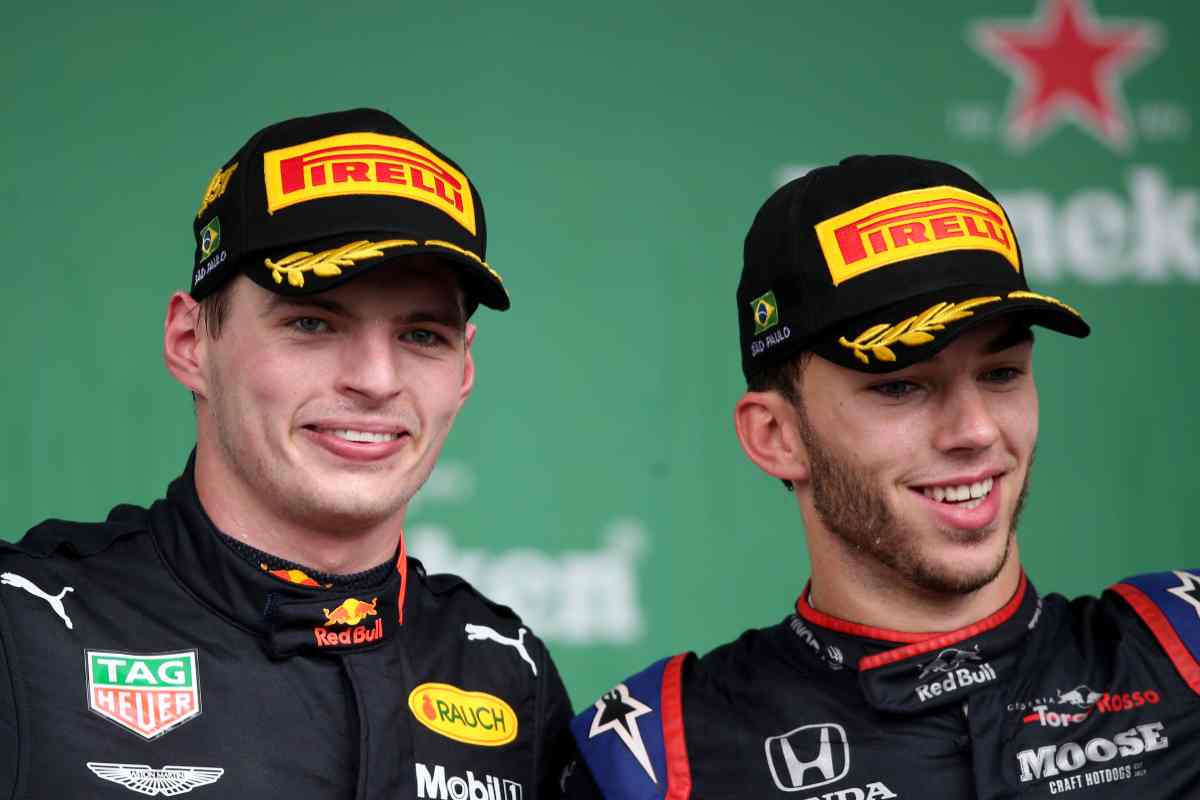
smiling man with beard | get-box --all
[563,156,1200,798]
[0,109,571,798]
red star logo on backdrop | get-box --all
[972,0,1160,150]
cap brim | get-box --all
[811,283,1089,373]
[242,233,510,312]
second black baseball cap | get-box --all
[737,155,1089,377]
[189,108,507,313]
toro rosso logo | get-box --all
[1057,685,1103,709]
[1022,685,1162,728]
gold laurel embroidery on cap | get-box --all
[263,239,417,288]
[424,240,504,284]
[196,162,238,218]
[838,297,1003,365]
[1007,290,1082,318]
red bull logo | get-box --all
[408,683,517,746]
[915,657,998,702]
[313,597,383,648]
[323,597,378,626]
[262,132,477,234]
[815,186,1020,285]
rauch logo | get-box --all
[408,683,517,746]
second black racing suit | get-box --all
[565,570,1200,798]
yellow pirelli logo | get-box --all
[262,133,477,234]
[815,186,1020,286]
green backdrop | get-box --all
[3,0,1196,706]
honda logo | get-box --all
[765,723,849,792]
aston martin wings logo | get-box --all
[86,763,224,796]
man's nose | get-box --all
[335,329,403,402]
[933,381,1001,454]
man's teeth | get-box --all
[329,429,400,443]
[922,476,994,509]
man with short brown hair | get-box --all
[0,108,571,798]
[563,155,1200,798]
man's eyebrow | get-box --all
[987,325,1035,353]
[398,306,466,327]
[259,295,465,327]
[260,295,350,318]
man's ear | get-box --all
[733,391,810,484]
[163,292,207,397]
[457,322,477,407]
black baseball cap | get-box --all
[190,108,507,313]
[738,155,1089,377]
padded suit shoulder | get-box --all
[569,654,693,800]
[419,564,525,624]
[1108,568,1200,694]
[0,503,149,561]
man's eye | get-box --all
[982,367,1022,383]
[403,329,443,347]
[292,317,329,334]
[872,380,919,398]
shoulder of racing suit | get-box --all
[416,562,524,621]
[567,621,831,799]
[1108,568,1200,695]
[0,503,149,561]
[569,653,694,800]
[0,504,152,797]
[407,559,562,678]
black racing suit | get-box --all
[564,571,1200,798]
[0,458,572,799]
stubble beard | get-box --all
[795,404,1031,597]
[205,370,424,536]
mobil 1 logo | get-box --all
[415,762,522,800]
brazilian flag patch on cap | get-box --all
[751,291,779,334]
[199,217,221,259]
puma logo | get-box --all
[464,623,537,676]
[1,572,74,629]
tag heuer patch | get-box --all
[752,291,779,334]
[86,650,202,739]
